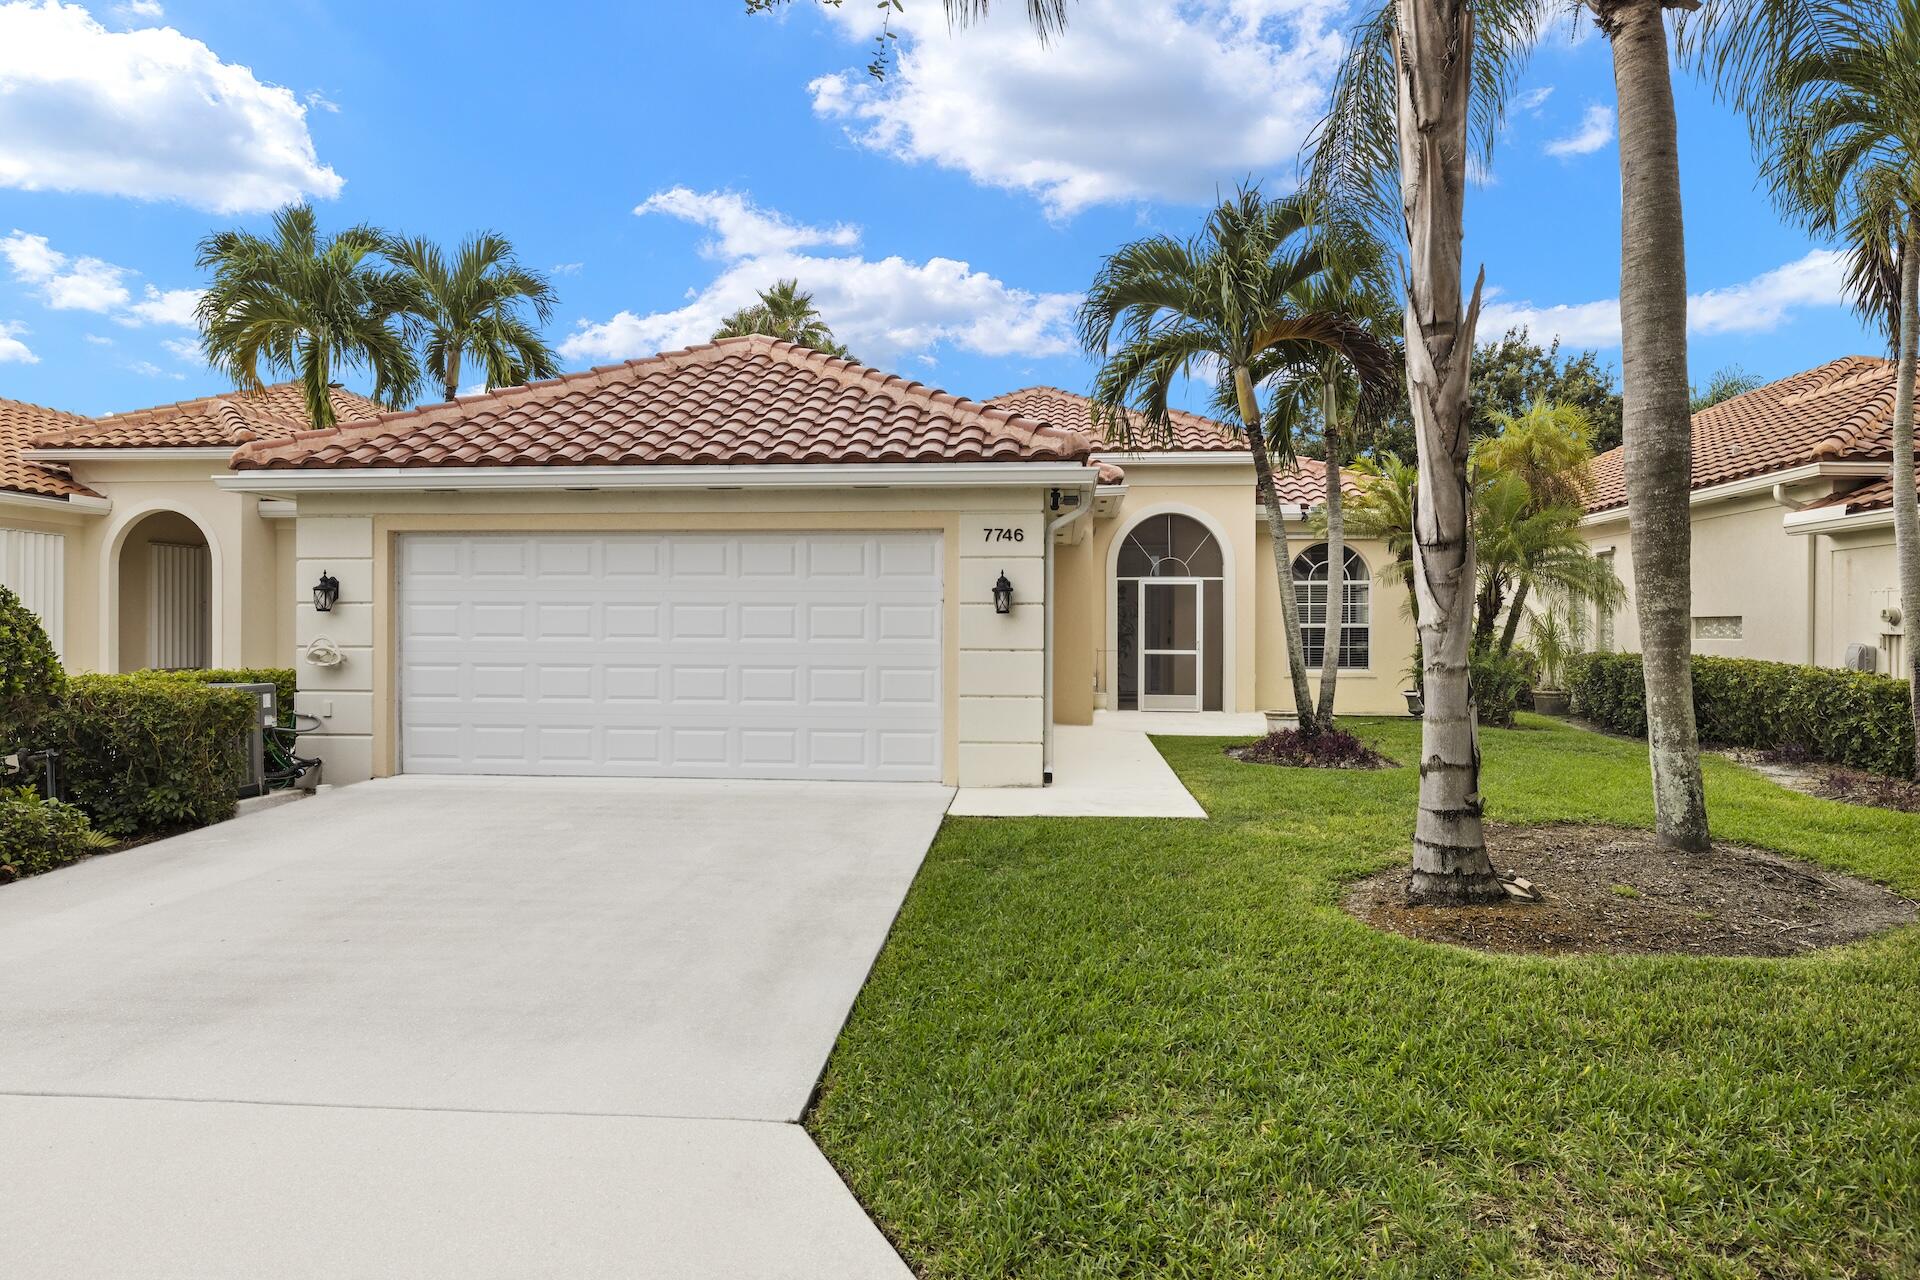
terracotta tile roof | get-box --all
[1585,356,1913,513]
[986,385,1352,505]
[1799,463,1918,516]
[1,398,100,501]
[232,337,1097,474]
[28,382,383,450]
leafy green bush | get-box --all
[0,786,115,880]
[1471,647,1535,729]
[0,585,66,751]
[1569,651,1916,777]
[49,673,256,837]
[158,667,298,723]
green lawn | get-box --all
[808,716,1920,1279]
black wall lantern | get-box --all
[992,570,1014,615]
[313,570,341,613]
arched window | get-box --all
[1116,513,1224,579]
[1292,544,1370,669]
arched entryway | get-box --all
[114,510,213,672]
[1112,510,1228,711]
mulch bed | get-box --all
[1227,728,1397,770]
[1724,748,1920,815]
[1346,822,1917,957]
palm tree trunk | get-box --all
[1892,213,1920,780]
[1315,379,1344,728]
[444,346,462,403]
[1607,0,1711,852]
[1395,0,1501,904]
[1240,365,1320,736]
[1497,578,1531,656]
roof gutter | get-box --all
[24,447,238,463]
[1782,503,1897,536]
[1580,460,1892,526]
[213,461,1100,496]
[0,489,111,514]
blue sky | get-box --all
[0,0,1880,419]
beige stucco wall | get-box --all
[17,459,294,675]
[285,486,1056,789]
[1583,489,1904,672]
[0,500,91,662]
[1084,461,1418,718]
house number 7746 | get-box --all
[982,527,1025,543]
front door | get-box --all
[1138,579,1203,712]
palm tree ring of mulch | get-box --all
[1226,728,1397,770]
[1344,823,1917,957]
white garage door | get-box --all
[398,532,943,781]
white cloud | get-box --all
[123,283,203,327]
[303,89,339,114]
[160,335,201,360]
[560,188,1077,367]
[1480,250,1850,348]
[1545,104,1615,158]
[637,187,859,259]
[83,332,113,345]
[1,229,131,310]
[0,1,343,212]
[111,0,162,16]
[127,357,183,379]
[1516,85,1554,113]
[807,0,1346,218]
[551,261,584,276]
[0,320,36,364]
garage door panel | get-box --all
[399,532,943,781]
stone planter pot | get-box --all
[1532,688,1571,716]
[1263,710,1300,734]
[1402,689,1424,716]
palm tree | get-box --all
[1077,189,1398,740]
[1474,400,1607,650]
[1342,452,1420,622]
[1472,472,1625,656]
[713,279,852,358]
[384,232,561,403]
[1698,0,1920,779]
[195,205,419,429]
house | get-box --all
[4,336,1415,789]
[1582,355,1914,676]
[1,382,382,674]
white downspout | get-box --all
[1044,493,1091,785]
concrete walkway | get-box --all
[0,776,944,1278]
[949,711,1264,818]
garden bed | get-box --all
[1226,727,1397,770]
[1346,821,1917,957]
[1725,748,1920,814]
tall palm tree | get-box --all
[1077,189,1398,739]
[713,279,852,358]
[195,205,419,429]
[1698,0,1920,779]
[384,232,561,403]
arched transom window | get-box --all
[1116,513,1223,579]
[1292,543,1370,670]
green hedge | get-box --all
[1568,651,1916,777]
[1471,647,1535,729]
[0,585,66,751]
[0,786,113,880]
[154,667,298,724]
[50,673,257,837]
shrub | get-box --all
[159,667,298,724]
[1568,652,1916,778]
[0,786,114,880]
[1471,647,1535,729]
[0,584,66,751]
[49,673,257,837]
[1231,727,1395,769]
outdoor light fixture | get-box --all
[993,571,1014,615]
[313,571,341,613]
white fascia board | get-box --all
[1580,460,1893,526]
[1093,451,1245,467]
[0,489,110,514]
[24,447,237,463]
[1783,503,1895,535]
[214,461,1100,496]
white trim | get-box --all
[216,461,1099,495]
[1104,502,1237,714]
[1092,451,1247,467]
[1783,503,1897,535]
[24,447,238,463]
[1581,460,1892,526]
[257,499,299,520]
[0,489,110,514]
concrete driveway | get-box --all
[0,776,949,1278]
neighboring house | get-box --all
[0,382,382,673]
[1582,356,1914,677]
[6,336,1416,788]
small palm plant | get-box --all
[195,204,420,429]
[713,279,851,358]
[384,232,561,402]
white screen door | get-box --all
[1138,579,1202,712]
